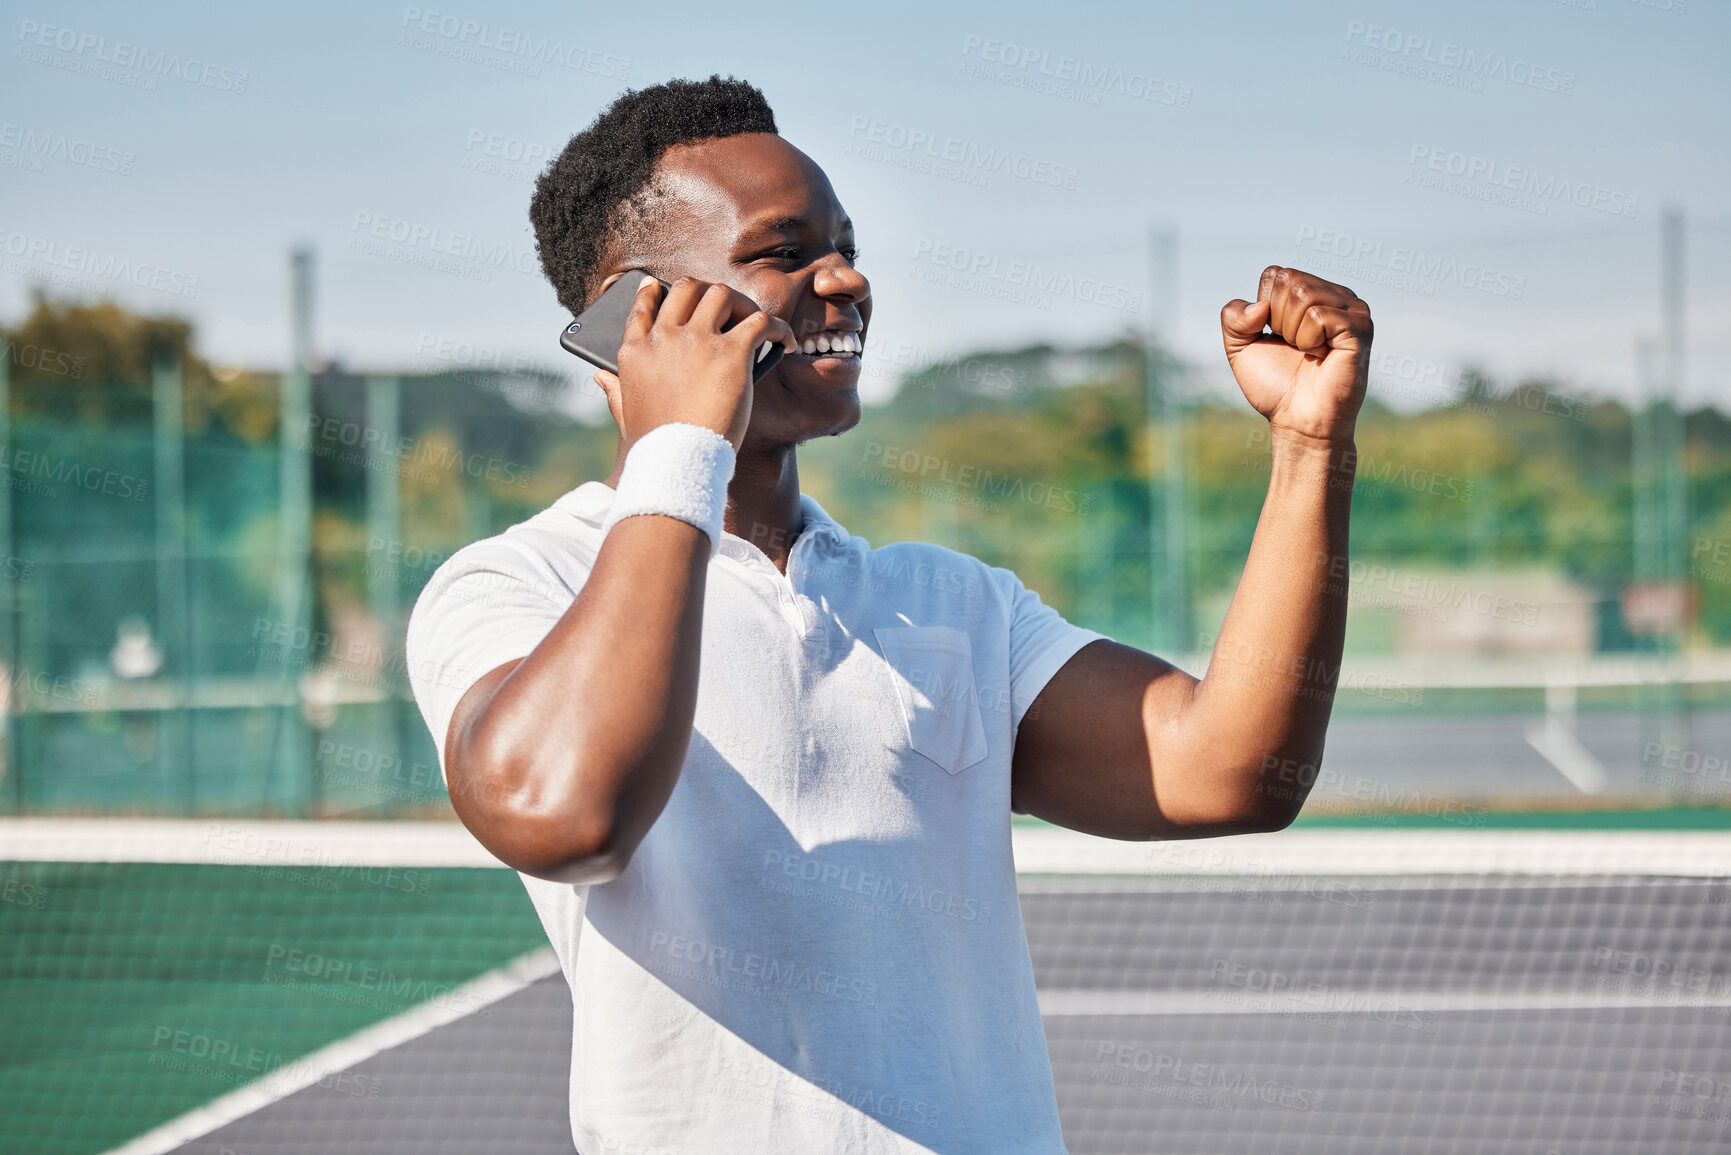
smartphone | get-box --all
[558,270,784,383]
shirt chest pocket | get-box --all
[873,626,989,774]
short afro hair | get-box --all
[529,75,778,315]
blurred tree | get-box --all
[1,291,277,440]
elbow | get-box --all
[1160,757,1308,836]
[1166,795,1300,837]
[452,731,643,885]
[1231,802,1300,835]
[499,809,639,884]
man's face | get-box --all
[598,132,871,448]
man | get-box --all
[406,75,1371,1153]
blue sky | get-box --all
[3,0,1727,413]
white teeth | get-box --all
[797,332,861,356]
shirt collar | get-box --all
[555,480,850,549]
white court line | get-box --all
[8,818,1731,877]
[1038,987,1731,1017]
[1014,826,1731,878]
[102,947,561,1155]
[0,818,505,867]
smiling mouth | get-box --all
[791,330,862,358]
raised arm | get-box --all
[1011,266,1372,839]
[439,276,794,883]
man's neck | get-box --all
[606,436,805,574]
[726,441,804,572]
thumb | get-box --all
[1220,298,1271,355]
[592,369,626,436]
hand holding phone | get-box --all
[564,274,796,450]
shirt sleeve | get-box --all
[993,565,1111,733]
[404,544,580,780]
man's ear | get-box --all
[585,264,666,312]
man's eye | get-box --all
[840,247,860,263]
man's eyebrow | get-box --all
[746,215,853,235]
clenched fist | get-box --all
[1221,266,1373,446]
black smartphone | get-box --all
[558,270,784,383]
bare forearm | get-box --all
[454,514,709,880]
[1178,431,1354,821]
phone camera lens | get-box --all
[567,322,582,333]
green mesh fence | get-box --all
[0,861,548,1155]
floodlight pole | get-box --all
[153,354,189,812]
[1147,226,1190,655]
[271,245,315,815]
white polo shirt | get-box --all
[405,479,1107,1154]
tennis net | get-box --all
[5,819,1731,1154]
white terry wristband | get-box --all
[601,422,736,557]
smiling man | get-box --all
[405,75,1372,1153]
